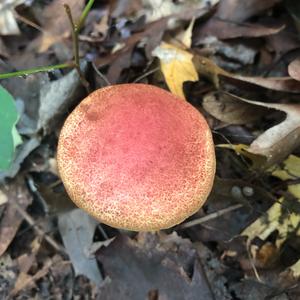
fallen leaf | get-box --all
[140,0,219,23]
[0,137,40,181]
[241,196,300,268]
[177,17,195,49]
[0,254,17,299]
[272,154,300,200]
[13,237,42,294]
[58,209,102,285]
[206,91,300,166]
[216,144,266,168]
[153,42,198,99]
[0,0,26,35]
[36,0,85,52]
[95,18,169,84]
[196,0,282,40]
[289,259,300,278]
[193,55,300,93]
[288,58,300,81]
[195,20,284,40]
[97,232,214,300]
[198,36,257,67]
[37,62,86,132]
[203,92,267,125]
[0,175,32,256]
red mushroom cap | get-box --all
[57,84,215,231]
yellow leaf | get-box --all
[216,143,266,168]
[272,155,300,198]
[272,155,300,180]
[152,42,198,100]
[289,259,300,277]
[179,18,195,49]
[242,197,300,248]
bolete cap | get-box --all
[57,84,215,231]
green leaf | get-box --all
[0,85,22,170]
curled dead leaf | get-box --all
[194,55,300,93]
[209,92,300,166]
[288,58,300,82]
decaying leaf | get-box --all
[272,154,300,204]
[241,155,300,273]
[35,0,85,52]
[206,92,300,166]
[37,63,86,132]
[203,92,267,125]
[196,0,283,40]
[58,209,102,284]
[193,55,300,93]
[153,42,198,99]
[140,0,219,23]
[97,232,214,300]
[241,196,300,268]
[96,18,169,84]
[0,175,32,256]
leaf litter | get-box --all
[0,0,300,298]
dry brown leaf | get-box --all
[97,232,214,300]
[95,18,169,84]
[140,0,218,23]
[212,0,281,23]
[207,92,300,166]
[0,175,32,256]
[36,0,85,52]
[196,20,284,40]
[193,55,300,93]
[203,92,267,125]
[195,0,282,40]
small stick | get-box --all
[10,200,66,254]
[133,67,160,83]
[64,4,91,93]
[178,204,243,229]
[92,61,111,86]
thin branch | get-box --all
[178,204,243,229]
[91,61,111,86]
[64,2,93,93]
[10,200,66,254]
[133,67,160,83]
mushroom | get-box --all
[57,84,215,231]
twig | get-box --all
[246,239,263,283]
[64,0,95,93]
[133,67,160,83]
[178,204,243,229]
[64,5,90,92]
[91,61,111,86]
[10,200,66,254]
